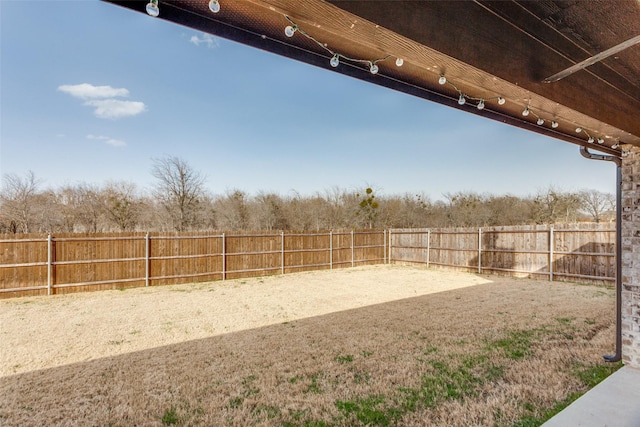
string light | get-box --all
[280,16,622,152]
[576,127,605,145]
[284,25,297,37]
[284,16,400,75]
[208,0,220,13]
[146,0,159,16]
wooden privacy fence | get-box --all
[389,223,615,284]
[0,230,386,298]
[1,224,615,298]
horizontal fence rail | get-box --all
[1,224,615,298]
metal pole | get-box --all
[145,233,150,287]
[330,230,333,269]
[47,234,52,296]
[478,228,482,274]
[281,231,285,275]
[383,230,386,264]
[351,230,355,267]
[426,229,431,268]
[549,227,554,282]
[222,233,226,280]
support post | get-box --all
[145,233,150,287]
[426,229,431,268]
[329,230,333,269]
[351,230,355,267]
[383,230,386,264]
[281,231,285,275]
[47,234,52,296]
[549,227,554,282]
[222,233,226,280]
[478,228,482,274]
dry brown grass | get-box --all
[0,266,618,426]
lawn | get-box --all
[0,265,620,426]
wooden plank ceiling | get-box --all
[104,0,640,155]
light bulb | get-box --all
[146,0,159,16]
[522,107,530,116]
[588,136,594,143]
[395,58,404,67]
[537,118,544,125]
[551,121,559,128]
[370,62,379,74]
[477,100,485,110]
[612,142,620,149]
[284,25,296,37]
[497,97,506,105]
[208,0,220,13]
[575,127,582,133]
[330,54,340,68]
[458,94,466,105]
[597,137,604,144]
[438,75,447,85]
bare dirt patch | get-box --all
[0,265,617,426]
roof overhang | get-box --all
[103,0,640,156]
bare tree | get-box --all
[151,156,207,231]
[578,190,615,223]
[0,171,42,233]
[532,187,582,224]
[103,181,142,231]
[213,189,250,230]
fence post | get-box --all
[145,233,150,287]
[388,230,392,263]
[222,233,226,280]
[426,229,431,268]
[351,230,355,267]
[383,230,387,264]
[47,234,52,296]
[281,231,285,275]
[478,228,482,274]
[549,227,554,282]
[330,230,333,270]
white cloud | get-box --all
[58,83,146,120]
[84,99,146,120]
[189,33,219,48]
[58,83,129,99]
[87,134,126,147]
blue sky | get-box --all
[0,0,617,201]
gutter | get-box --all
[579,146,622,363]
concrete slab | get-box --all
[542,366,640,427]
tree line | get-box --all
[0,156,615,234]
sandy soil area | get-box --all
[0,265,492,377]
